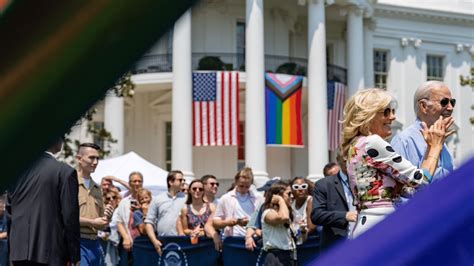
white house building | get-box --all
[69,0,474,189]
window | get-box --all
[237,122,245,170]
[427,55,444,81]
[326,44,332,64]
[166,29,174,65]
[165,122,172,171]
[92,122,105,149]
[236,21,246,70]
[373,50,389,89]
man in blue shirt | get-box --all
[391,80,455,181]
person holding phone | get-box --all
[213,168,264,237]
[112,171,144,264]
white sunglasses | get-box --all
[292,183,308,190]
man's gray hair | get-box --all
[128,171,143,181]
[413,80,448,117]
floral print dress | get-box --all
[347,134,429,210]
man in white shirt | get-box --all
[213,167,264,237]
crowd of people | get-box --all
[1,80,456,266]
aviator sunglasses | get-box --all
[438,97,456,107]
[191,187,204,192]
[292,183,308,190]
[420,97,456,108]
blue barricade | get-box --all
[222,237,263,265]
[133,236,219,265]
[0,240,7,266]
[132,234,319,265]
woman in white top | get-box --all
[261,181,296,266]
[290,177,316,244]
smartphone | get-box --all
[236,218,243,224]
[130,199,139,209]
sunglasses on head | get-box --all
[439,97,456,107]
[292,183,308,190]
[191,187,204,192]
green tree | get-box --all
[61,72,135,164]
[460,65,474,125]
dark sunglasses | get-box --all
[439,97,456,107]
[207,182,219,187]
[191,187,204,192]
[106,196,117,201]
[380,107,396,117]
[181,188,188,192]
[176,178,185,183]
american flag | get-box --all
[327,81,346,151]
[192,71,240,146]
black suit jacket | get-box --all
[311,172,349,251]
[7,153,80,265]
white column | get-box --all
[346,6,365,96]
[245,0,268,188]
[364,19,375,88]
[455,47,474,164]
[172,10,194,180]
[104,92,124,157]
[307,0,328,181]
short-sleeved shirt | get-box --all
[113,197,135,237]
[214,189,264,237]
[145,192,186,236]
[78,176,104,239]
[261,209,295,251]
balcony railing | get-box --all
[131,53,347,84]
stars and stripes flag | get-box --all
[327,81,346,151]
[192,71,240,146]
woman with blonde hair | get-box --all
[341,88,452,238]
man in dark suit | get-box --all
[7,139,80,266]
[311,155,358,251]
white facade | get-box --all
[71,0,474,189]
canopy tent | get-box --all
[91,151,169,195]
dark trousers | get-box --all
[263,249,296,266]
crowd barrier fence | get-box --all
[132,235,320,265]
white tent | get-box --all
[91,151,169,195]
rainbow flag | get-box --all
[265,73,304,147]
